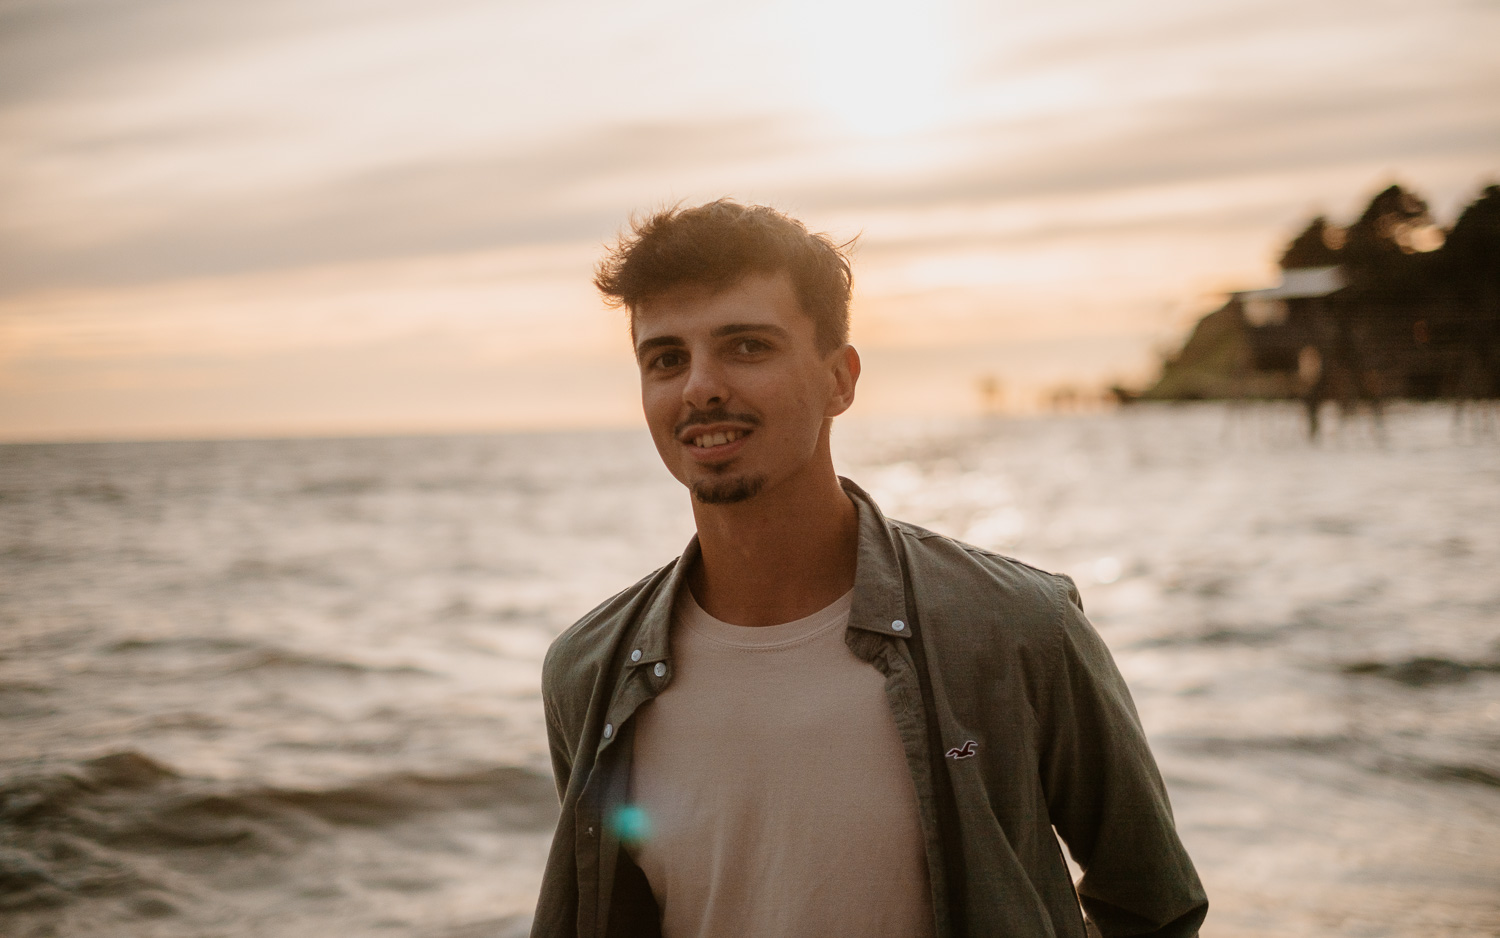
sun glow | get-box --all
[796,0,959,138]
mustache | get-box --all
[674,408,761,438]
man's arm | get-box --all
[540,642,577,803]
[1038,577,1208,938]
[543,693,572,802]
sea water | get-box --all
[2,403,1497,937]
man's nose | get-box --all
[681,357,729,409]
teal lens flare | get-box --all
[609,804,652,844]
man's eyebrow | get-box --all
[635,335,681,360]
[711,323,791,340]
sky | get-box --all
[1,0,1496,440]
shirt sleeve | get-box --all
[541,647,575,803]
[1038,575,1209,938]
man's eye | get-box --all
[734,338,769,354]
[652,351,685,370]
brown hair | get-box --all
[594,199,853,352]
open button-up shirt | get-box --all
[532,479,1207,938]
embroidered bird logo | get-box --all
[945,740,978,759]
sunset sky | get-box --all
[1,0,1496,440]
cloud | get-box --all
[0,0,428,107]
[0,116,808,295]
[3,0,1495,301]
[7,65,1494,298]
[789,81,1499,217]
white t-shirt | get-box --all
[627,586,934,938]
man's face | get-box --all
[632,270,857,505]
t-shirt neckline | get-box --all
[679,587,854,649]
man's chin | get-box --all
[690,474,767,505]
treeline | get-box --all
[1279,182,1499,335]
[1143,180,1500,417]
[1279,181,1499,404]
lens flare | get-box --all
[609,804,652,844]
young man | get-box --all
[532,201,1207,938]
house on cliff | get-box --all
[1141,183,1500,411]
[1141,265,1344,401]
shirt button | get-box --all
[603,723,613,739]
[630,649,642,662]
[653,662,666,678]
[892,619,906,631]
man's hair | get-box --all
[594,199,853,353]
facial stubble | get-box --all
[690,473,767,505]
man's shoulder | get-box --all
[889,517,1080,637]
[893,517,1076,595]
[542,560,677,692]
[886,517,1109,704]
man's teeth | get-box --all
[693,429,745,448]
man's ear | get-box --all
[826,344,861,418]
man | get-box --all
[532,200,1207,938]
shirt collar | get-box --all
[628,476,911,667]
[841,476,913,640]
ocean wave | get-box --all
[1164,734,1357,756]
[0,751,558,911]
[424,915,533,938]
[298,477,383,496]
[1420,763,1500,788]
[0,680,53,720]
[1161,735,1500,793]
[99,637,433,677]
[1132,624,1288,649]
[222,557,338,583]
[0,543,68,565]
[103,636,261,656]
[223,648,432,676]
[57,482,129,503]
[1342,656,1500,687]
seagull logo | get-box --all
[945,740,978,760]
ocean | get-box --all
[2,403,1497,937]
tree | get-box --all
[1440,184,1500,297]
[1431,184,1500,398]
[1278,216,1343,269]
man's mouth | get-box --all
[690,429,749,449]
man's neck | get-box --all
[687,463,858,628]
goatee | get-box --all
[692,475,767,505]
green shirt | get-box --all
[533,479,1207,938]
